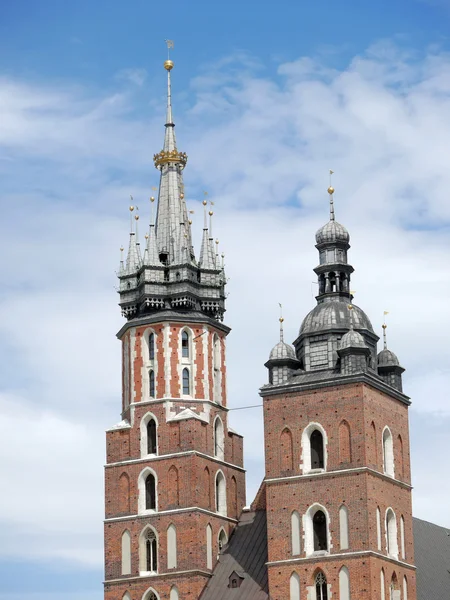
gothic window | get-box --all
[182,331,190,358]
[280,428,294,472]
[167,465,179,507]
[338,420,352,463]
[291,511,301,555]
[145,529,157,572]
[145,473,156,510]
[390,573,400,600]
[383,427,395,477]
[170,587,179,600]
[231,476,238,519]
[381,569,386,600]
[122,594,131,600]
[213,334,221,403]
[206,524,213,569]
[148,332,155,361]
[339,567,350,600]
[313,510,328,551]
[144,591,158,600]
[215,471,227,516]
[182,368,190,395]
[149,369,155,397]
[118,472,130,514]
[147,419,157,455]
[400,515,406,560]
[315,571,328,600]
[167,524,177,569]
[376,506,382,550]
[218,528,228,551]
[290,572,300,600]
[121,530,131,575]
[204,467,211,509]
[311,430,324,469]
[403,576,408,600]
[386,508,398,559]
[398,434,404,480]
[339,505,349,550]
[214,417,224,459]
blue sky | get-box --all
[2,1,450,599]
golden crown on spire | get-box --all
[153,148,188,169]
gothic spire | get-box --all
[153,59,194,266]
[125,206,140,274]
[199,200,216,269]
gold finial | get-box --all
[202,200,207,206]
[150,196,155,202]
[135,215,139,220]
[209,210,214,216]
[188,219,192,225]
[215,239,219,245]
[129,205,134,211]
[180,192,184,199]
[145,234,149,240]
[328,186,335,195]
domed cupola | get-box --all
[337,317,371,375]
[377,324,405,392]
[293,178,379,372]
[265,316,301,385]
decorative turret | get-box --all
[377,323,405,392]
[265,311,301,385]
[117,58,226,321]
[337,306,371,375]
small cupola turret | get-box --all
[337,306,371,375]
[265,314,301,385]
[377,323,405,392]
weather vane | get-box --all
[165,39,174,58]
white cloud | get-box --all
[1,39,450,571]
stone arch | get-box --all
[215,470,227,516]
[139,525,158,574]
[382,426,395,477]
[142,587,160,600]
[118,472,130,514]
[301,422,328,474]
[339,566,351,600]
[339,420,352,463]
[291,511,301,556]
[304,503,330,555]
[167,465,179,507]
[214,416,224,460]
[140,411,159,458]
[339,504,349,550]
[280,427,294,472]
[290,571,300,600]
[138,467,158,514]
[121,529,131,575]
[167,523,177,569]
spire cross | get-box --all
[382,311,389,349]
[328,170,335,222]
[165,39,174,59]
[279,303,284,342]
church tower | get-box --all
[262,184,416,600]
[104,58,245,600]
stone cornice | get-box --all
[117,313,231,339]
[104,506,239,524]
[104,568,212,584]
[266,550,416,570]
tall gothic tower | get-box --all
[104,59,245,600]
[262,185,417,600]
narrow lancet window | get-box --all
[311,430,325,469]
[149,369,155,397]
[145,473,156,510]
[148,333,155,361]
[145,529,157,572]
[182,331,189,358]
[313,510,328,551]
[182,368,190,395]
[315,571,328,600]
[147,419,157,455]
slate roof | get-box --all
[199,511,450,600]
[299,300,375,337]
[413,517,450,600]
[199,510,268,600]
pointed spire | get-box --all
[163,59,177,152]
[199,199,216,269]
[144,196,161,266]
[125,206,139,274]
[118,246,125,275]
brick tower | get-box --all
[104,57,245,600]
[262,184,417,600]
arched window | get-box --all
[400,515,406,560]
[381,569,386,600]
[290,572,300,600]
[280,428,294,472]
[182,368,190,395]
[339,505,349,550]
[145,529,157,573]
[218,528,228,551]
[315,571,328,600]
[206,524,213,569]
[231,476,238,519]
[149,369,155,397]
[390,573,399,600]
[145,473,156,510]
[313,510,328,551]
[403,576,408,600]
[311,430,324,469]
[122,593,131,600]
[214,417,224,460]
[213,334,221,403]
[167,465,179,507]
[383,427,395,477]
[147,419,157,454]
[121,530,131,575]
[376,506,382,550]
[215,471,226,516]
[182,331,190,358]
[170,586,179,600]
[118,472,130,514]
[204,467,211,509]
[339,566,351,600]
[148,332,155,361]
[291,511,301,556]
[369,421,377,468]
[167,524,177,569]
[339,420,352,463]
[386,508,398,559]
[398,435,404,480]
[143,590,158,600]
